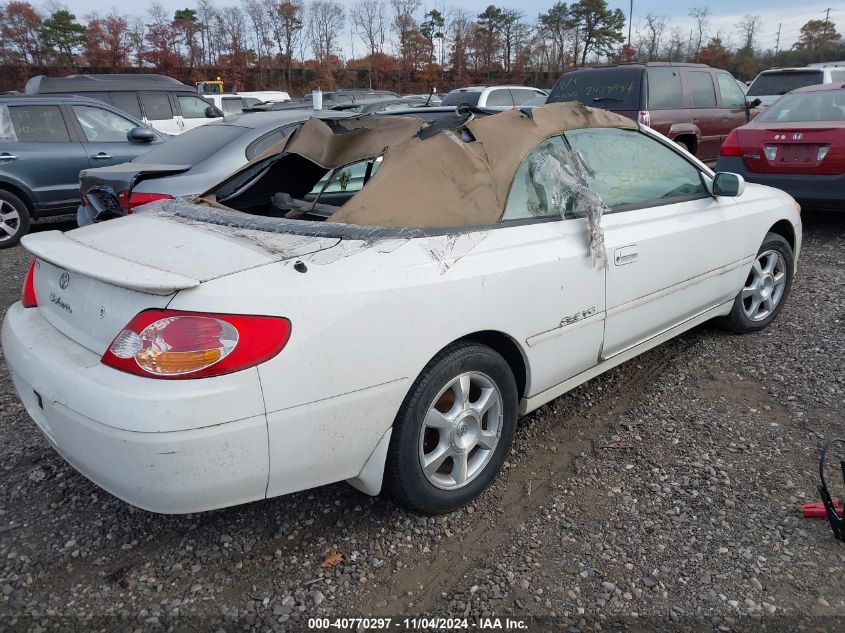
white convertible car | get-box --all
[1,104,801,514]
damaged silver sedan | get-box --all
[1,103,801,514]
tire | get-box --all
[0,190,31,249]
[719,232,794,334]
[384,342,518,514]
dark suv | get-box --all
[547,62,756,161]
[0,95,165,248]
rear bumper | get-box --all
[1,303,269,513]
[715,157,845,209]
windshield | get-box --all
[747,71,824,97]
[133,124,247,165]
[440,91,482,107]
[548,68,643,110]
[757,90,845,122]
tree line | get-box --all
[0,0,842,95]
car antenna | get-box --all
[425,87,435,107]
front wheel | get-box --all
[719,232,794,333]
[384,342,518,514]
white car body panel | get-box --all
[1,129,803,513]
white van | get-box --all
[746,65,845,107]
[203,94,266,114]
[25,74,224,135]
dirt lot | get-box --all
[0,214,842,632]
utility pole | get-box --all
[627,0,633,46]
[775,22,781,55]
[820,8,831,62]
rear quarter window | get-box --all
[245,126,293,160]
[646,68,684,109]
[140,93,174,120]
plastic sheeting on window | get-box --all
[527,143,608,268]
[0,105,17,142]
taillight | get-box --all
[638,110,651,127]
[117,190,173,213]
[21,259,37,308]
[80,189,90,206]
[720,130,742,157]
[102,310,291,379]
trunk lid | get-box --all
[80,163,192,218]
[23,206,340,354]
[738,123,845,175]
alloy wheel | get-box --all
[0,200,20,243]
[742,249,787,321]
[418,371,503,490]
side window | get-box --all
[689,71,717,108]
[647,68,684,108]
[503,136,583,221]
[306,156,383,201]
[716,73,745,108]
[140,93,174,120]
[510,88,539,105]
[72,106,136,142]
[7,105,70,142]
[830,70,845,83]
[245,126,292,160]
[111,92,143,119]
[563,128,707,209]
[221,98,242,114]
[485,89,514,107]
[179,95,214,118]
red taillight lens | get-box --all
[720,130,742,157]
[638,110,651,127]
[21,259,37,308]
[102,310,291,379]
[117,190,173,213]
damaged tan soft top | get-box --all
[208,102,636,230]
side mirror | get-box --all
[712,172,745,197]
[746,98,762,109]
[127,126,156,143]
[205,105,222,118]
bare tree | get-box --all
[218,5,248,88]
[737,14,761,52]
[447,8,472,85]
[499,8,529,81]
[196,0,217,66]
[390,0,421,84]
[663,25,686,62]
[351,0,387,57]
[640,13,665,61]
[308,0,345,65]
[245,0,272,85]
[688,6,710,60]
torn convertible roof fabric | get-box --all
[329,102,636,229]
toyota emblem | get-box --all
[59,272,70,290]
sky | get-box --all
[43,0,845,52]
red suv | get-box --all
[547,62,756,161]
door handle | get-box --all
[614,245,639,266]
[0,153,16,161]
[91,152,112,160]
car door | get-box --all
[563,127,745,359]
[138,91,180,135]
[716,71,750,141]
[2,103,89,215]
[497,135,606,393]
[686,70,723,160]
[178,94,223,131]
[69,104,160,167]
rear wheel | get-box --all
[719,232,794,333]
[384,342,518,514]
[0,190,30,249]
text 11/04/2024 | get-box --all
[307,617,529,630]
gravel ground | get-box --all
[0,214,842,632]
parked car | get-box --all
[716,82,845,210]
[235,90,291,103]
[746,65,845,108]
[547,62,757,161]
[330,97,429,114]
[25,74,224,135]
[2,103,801,515]
[439,85,548,109]
[77,109,353,225]
[0,95,166,248]
[202,93,266,114]
[404,93,443,105]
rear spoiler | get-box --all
[22,231,200,295]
